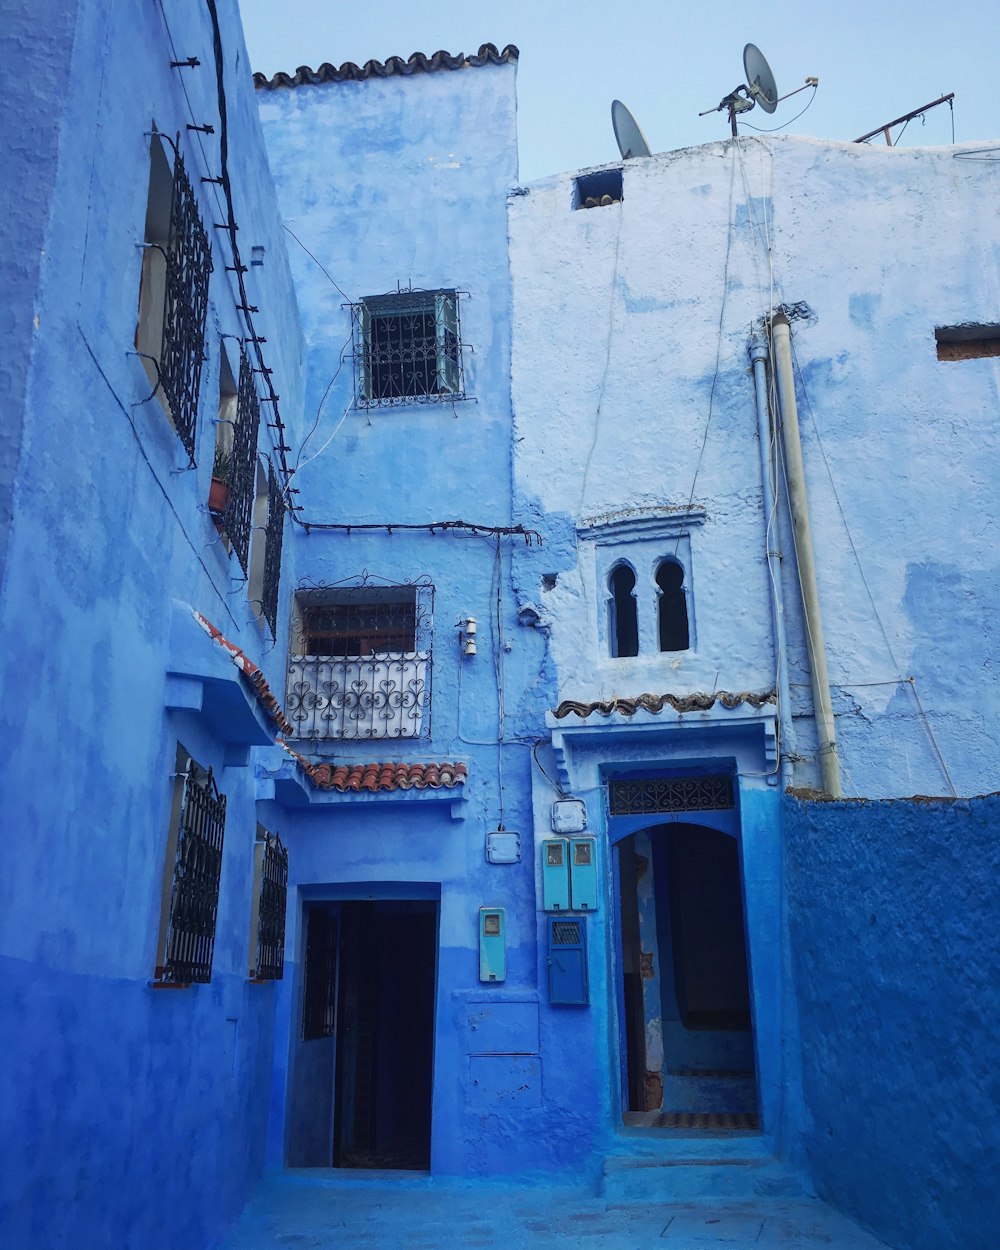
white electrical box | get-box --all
[551,798,587,834]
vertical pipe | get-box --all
[748,331,795,788]
[770,313,841,797]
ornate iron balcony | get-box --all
[286,651,431,740]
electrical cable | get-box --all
[281,223,353,302]
[738,87,817,134]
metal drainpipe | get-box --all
[748,331,795,789]
[769,313,842,797]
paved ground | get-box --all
[222,1170,895,1249]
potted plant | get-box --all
[209,446,232,515]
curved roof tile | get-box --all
[278,741,469,792]
[552,689,777,720]
[253,43,519,90]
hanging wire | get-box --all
[739,86,817,134]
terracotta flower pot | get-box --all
[208,477,229,514]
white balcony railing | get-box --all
[285,652,430,740]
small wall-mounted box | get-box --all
[486,829,521,864]
[551,798,587,834]
[569,837,598,911]
[547,916,589,1005]
[541,838,571,911]
[479,907,506,983]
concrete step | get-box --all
[601,1152,808,1202]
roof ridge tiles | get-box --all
[277,743,469,793]
[253,43,518,90]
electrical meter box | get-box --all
[547,916,589,1005]
[551,798,587,834]
[569,837,598,911]
[479,907,506,982]
[541,838,571,911]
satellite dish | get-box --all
[612,100,652,160]
[743,44,778,114]
[700,41,812,136]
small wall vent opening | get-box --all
[935,324,1000,361]
[574,168,623,210]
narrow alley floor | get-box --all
[221,1169,895,1249]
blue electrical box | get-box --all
[479,907,506,982]
[569,837,598,911]
[547,916,589,1005]
[541,838,571,911]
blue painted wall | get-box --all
[785,791,1000,1250]
[0,2,304,1247]
[254,57,618,1178]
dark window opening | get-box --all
[298,587,418,657]
[135,133,212,460]
[935,324,1000,361]
[354,290,464,407]
[575,168,623,209]
[249,827,288,981]
[609,564,639,658]
[259,461,285,639]
[656,560,690,652]
[154,748,227,986]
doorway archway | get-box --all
[616,821,758,1129]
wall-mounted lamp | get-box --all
[457,616,477,657]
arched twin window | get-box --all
[609,563,639,658]
[607,558,690,657]
[656,559,689,652]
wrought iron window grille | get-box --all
[140,136,213,462]
[349,288,468,409]
[286,577,434,740]
[217,351,261,573]
[607,774,735,817]
[260,460,285,639]
[156,759,227,985]
[249,829,288,981]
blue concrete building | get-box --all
[0,3,305,1248]
[2,5,998,1250]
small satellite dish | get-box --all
[612,100,652,160]
[699,41,811,136]
[743,44,778,114]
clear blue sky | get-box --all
[239,0,997,182]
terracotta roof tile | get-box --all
[552,689,777,720]
[279,741,469,793]
[253,43,518,90]
[193,611,294,735]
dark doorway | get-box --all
[617,823,758,1129]
[290,898,437,1169]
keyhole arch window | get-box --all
[656,557,690,652]
[608,562,639,658]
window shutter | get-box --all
[435,292,459,394]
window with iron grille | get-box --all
[249,826,288,981]
[259,461,285,639]
[154,749,227,985]
[351,289,465,408]
[302,906,338,1040]
[135,133,212,461]
[213,350,261,574]
[286,582,433,740]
